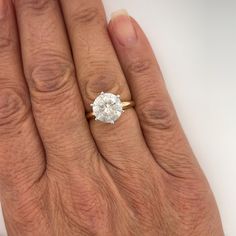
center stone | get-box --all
[91,92,123,124]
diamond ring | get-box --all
[86,92,135,124]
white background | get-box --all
[1,0,236,235]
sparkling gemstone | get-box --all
[92,92,123,124]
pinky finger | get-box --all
[108,10,200,178]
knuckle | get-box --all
[159,141,204,179]
[160,149,197,178]
[0,18,16,55]
[112,167,162,229]
[140,101,176,130]
[127,59,154,76]
[29,53,75,101]
[0,88,30,132]
[56,177,112,233]
[71,6,104,25]
[3,186,47,233]
[84,68,124,105]
[85,74,120,100]
[0,37,15,55]
[16,0,53,12]
[166,175,210,214]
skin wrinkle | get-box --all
[0,4,16,55]
[0,91,32,140]
[0,0,224,235]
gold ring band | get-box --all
[86,101,135,120]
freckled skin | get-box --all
[0,1,224,236]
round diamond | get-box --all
[92,92,123,124]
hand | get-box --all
[0,1,224,235]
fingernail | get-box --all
[111,9,137,47]
[0,0,6,19]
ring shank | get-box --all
[86,101,135,120]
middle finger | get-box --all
[14,0,97,170]
[60,0,152,170]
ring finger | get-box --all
[60,0,154,170]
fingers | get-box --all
[0,3,49,233]
[59,0,154,170]
[13,0,97,170]
[109,11,200,178]
[0,0,45,193]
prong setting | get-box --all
[92,92,123,124]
